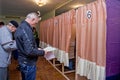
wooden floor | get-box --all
[9,56,87,80]
[9,56,67,80]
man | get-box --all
[14,12,47,80]
[0,20,18,80]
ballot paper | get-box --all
[43,46,56,52]
[43,46,56,60]
[44,52,55,60]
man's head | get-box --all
[25,12,41,27]
[0,21,5,27]
[8,20,18,32]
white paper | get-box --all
[44,52,55,60]
[43,46,56,52]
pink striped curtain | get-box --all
[60,10,76,53]
[76,0,106,80]
[39,21,44,42]
[39,20,48,48]
[39,9,76,66]
[40,19,54,47]
[46,18,54,45]
[40,21,47,44]
[44,20,48,44]
[53,16,59,48]
[49,19,54,46]
[58,15,63,50]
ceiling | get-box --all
[0,0,96,17]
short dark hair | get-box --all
[0,21,5,25]
[9,20,19,28]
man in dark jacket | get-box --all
[14,12,47,80]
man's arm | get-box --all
[17,31,45,56]
[2,40,17,51]
[0,27,17,52]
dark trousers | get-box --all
[0,67,7,80]
[19,64,36,80]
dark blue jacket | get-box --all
[14,21,45,65]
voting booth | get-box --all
[39,0,120,79]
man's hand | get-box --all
[44,50,48,55]
[38,48,42,50]
[38,48,48,55]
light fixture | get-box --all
[70,4,84,9]
[35,0,47,6]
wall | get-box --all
[0,15,24,25]
[41,10,55,21]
